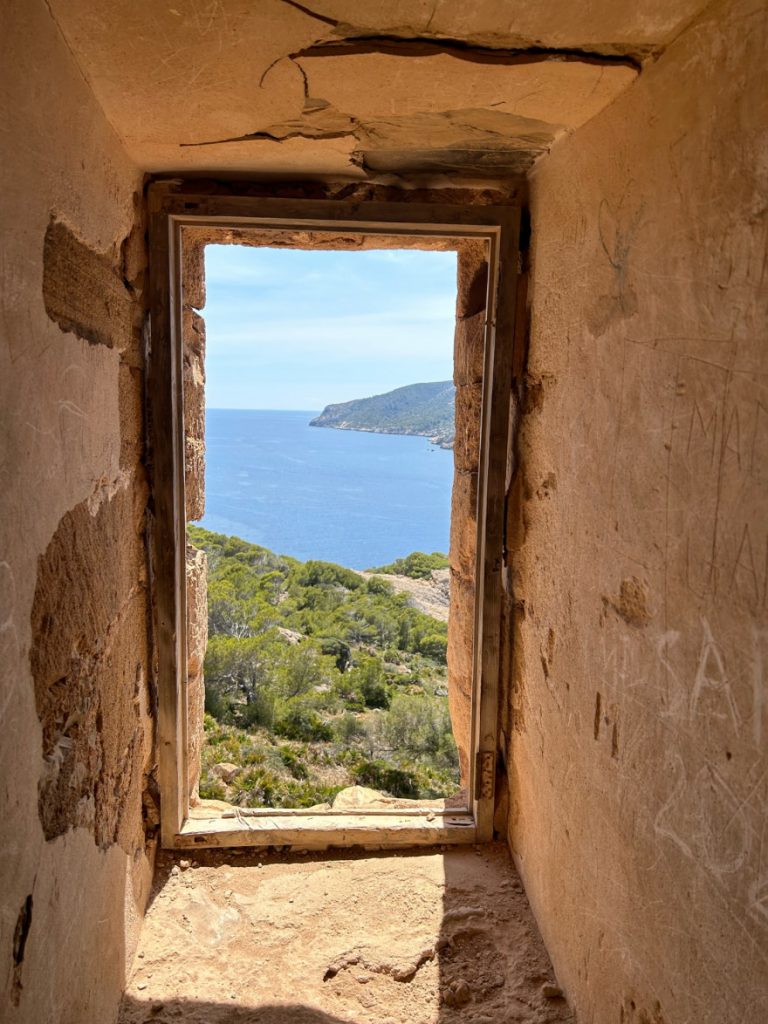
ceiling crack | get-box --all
[275,0,339,28]
[291,35,647,71]
[259,53,311,95]
[180,128,357,148]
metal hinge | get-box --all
[475,750,495,801]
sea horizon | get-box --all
[207,406,321,413]
[198,408,453,570]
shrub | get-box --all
[352,757,420,799]
[298,561,363,591]
[368,551,449,579]
[333,712,367,745]
[365,576,393,596]
[347,655,391,709]
[199,777,227,801]
[383,693,450,758]
[319,636,352,672]
[274,704,333,742]
[279,746,309,779]
[418,633,447,663]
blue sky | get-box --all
[202,245,457,410]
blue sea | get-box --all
[199,409,453,569]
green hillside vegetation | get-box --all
[369,551,449,578]
[189,526,459,808]
[310,380,455,447]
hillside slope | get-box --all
[310,380,455,448]
[187,526,458,808]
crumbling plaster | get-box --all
[0,2,154,1022]
[42,0,717,179]
[508,0,768,1020]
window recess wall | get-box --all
[147,184,521,850]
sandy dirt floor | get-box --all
[119,843,573,1024]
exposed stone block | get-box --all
[183,309,206,522]
[447,570,476,783]
[186,542,208,802]
[43,218,135,352]
[30,479,149,850]
[453,310,486,385]
[453,382,482,475]
[455,242,489,319]
[119,361,144,470]
[446,242,489,786]
[450,471,478,581]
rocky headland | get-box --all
[310,380,455,448]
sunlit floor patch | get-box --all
[119,844,572,1024]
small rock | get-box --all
[542,983,564,999]
[442,979,471,1008]
[137,952,145,959]
[179,859,191,871]
[454,979,471,1006]
[332,785,388,810]
[137,983,147,991]
[170,865,180,877]
[213,762,240,784]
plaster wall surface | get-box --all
[44,0,663,178]
[0,2,154,1021]
[510,0,768,1020]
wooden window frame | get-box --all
[147,184,520,850]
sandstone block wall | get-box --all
[448,240,488,784]
[0,3,155,1021]
[509,0,768,1020]
[185,542,208,802]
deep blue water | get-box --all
[200,409,453,569]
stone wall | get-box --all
[448,240,488,783]
[0,2,154,1021]
[509,0,768,1020]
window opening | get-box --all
[191,244,462,815]
[147,188,520,849]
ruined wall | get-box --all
[508,0,768,1020]
[0,2,154,1022]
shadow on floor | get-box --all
[120,999,359,1023]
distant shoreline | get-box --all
[311,420,454,449]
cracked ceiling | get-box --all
[47,0,712,182]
